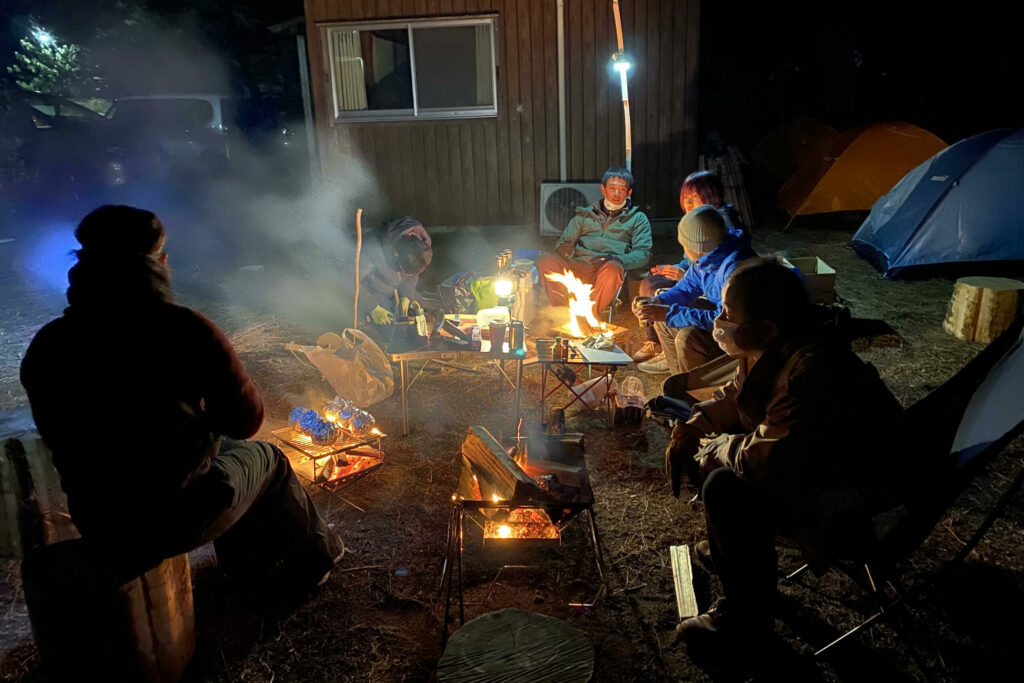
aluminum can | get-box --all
[510,320,525,351]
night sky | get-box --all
[2,1,1020,164]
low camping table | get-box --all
[388,339,526,437]
[526,341,632,427]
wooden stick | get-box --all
[353,208,363,330]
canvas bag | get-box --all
[295,329,394,407]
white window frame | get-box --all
[322,16,498,123]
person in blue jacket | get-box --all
[632,171,749,364]
[633,205,756,375]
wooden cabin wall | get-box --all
[305,0,699,226]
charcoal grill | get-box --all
[272,427,384,491]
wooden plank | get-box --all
[482,120,500,223]
[410,126,430,222]
[398,124,416,212]
[581,0,596,176]
[493,0,512,221]
[944,277,1024,344]
[516,0,536,225]
[530,0,547,188]
[670,0,689,203]
[447,125,466,223]
[593,0,610,175]
[670,544,699,620]
[504,3,524,221]
[542,0,559,182]
[434,126,453,223]
[643,0,659,196]
[567,0,584,180]
[682,0,700,195]
[459,123,477,223]
[471,122,489,222]
[630,0,647,188]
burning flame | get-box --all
[492,494,501,503]
[370,428,382,435]
[498,525,512,538]
[546,269,601,338]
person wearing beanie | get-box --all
[633,204,757,375]
[537,166,652,315]
[632,170,750,364]
[357,215,433,331]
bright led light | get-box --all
[33,29,53,46]
[494,279,514,297]
[613,60,630,73]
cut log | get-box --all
[22,540,195,682]
[944,277,1024,344]
[461,426,542,502]
[670,545,699,621]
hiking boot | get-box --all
[637,354,669,374]
[694,540,716,574]
[678,599,772,643]
[632,341,662,363]
[317,535,347,587]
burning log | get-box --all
[461,426,542,503]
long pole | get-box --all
[612,0,632,171]
[353,208,363,329]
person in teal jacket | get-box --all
[537,167,652,314]
[634,205,756,375]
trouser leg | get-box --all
[676,326,725,373]
[182,439,341,581]
[702,468,777,629]
[592,260,626,313]
[654,322,682,374]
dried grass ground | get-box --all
[2,219,1023,682]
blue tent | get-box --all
[851,128,1024,278]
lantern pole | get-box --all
[611,1,632,171]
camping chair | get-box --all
[786,315,1024,664]
[606,268,648,323]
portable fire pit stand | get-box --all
[527,341,631,427]
[272,427,385,493]
[439,498,607,648]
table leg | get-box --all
[400,360,408,436]
[514,358,524,435]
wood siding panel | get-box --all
[306,0,698,226]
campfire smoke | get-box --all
[545,269,602,338]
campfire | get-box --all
[545,269,605,338]
[273,399,385,491]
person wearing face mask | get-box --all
[633,170,750,364]
[634,205,756,375]
[357,215,433,330]
[663,259,903,663]
[536,167,652,314]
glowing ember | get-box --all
[492,493,501,503]
[370,427,382,435]
[545,269,601,338]
[483,508,560,541]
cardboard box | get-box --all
[786,256,836,305]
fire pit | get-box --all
[440,426,606,641]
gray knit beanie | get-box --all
[677,205,728,253]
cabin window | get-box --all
[323,16,497,121]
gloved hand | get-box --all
[370,306,394,325]
[665,422,703,498]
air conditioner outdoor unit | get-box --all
[538,182,603,236]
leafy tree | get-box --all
[6,30,90,98]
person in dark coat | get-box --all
[665,259,903,661]
[356,215,432,327]
[21,205,344,590]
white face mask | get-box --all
[604,197,627,211]
[712,317,744,357]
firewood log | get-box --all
[461,426,541,502]
[943,277,1024,344]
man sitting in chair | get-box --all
[633,205,755,375]
[664,259,903,664]
[537,167,652,316]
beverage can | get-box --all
[510,320,525,351]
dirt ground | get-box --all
[1,218,1023,682]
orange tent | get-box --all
[778,122,947,216]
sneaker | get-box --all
[637,354,669,374]
[632,341,662,363]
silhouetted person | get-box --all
[21,205,344,591]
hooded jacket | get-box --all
[554,200,652,272]
[653,235,757,329]
[357,216,432,320]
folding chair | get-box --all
[787,316,1024,663]
[606,268,647,323]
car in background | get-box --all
[103,93,303,176]
[0,88,167,201]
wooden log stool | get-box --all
[943,277,1024,344]
[2,420,195,682]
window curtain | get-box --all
[474,25,492,106]
[330,29,368,111]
